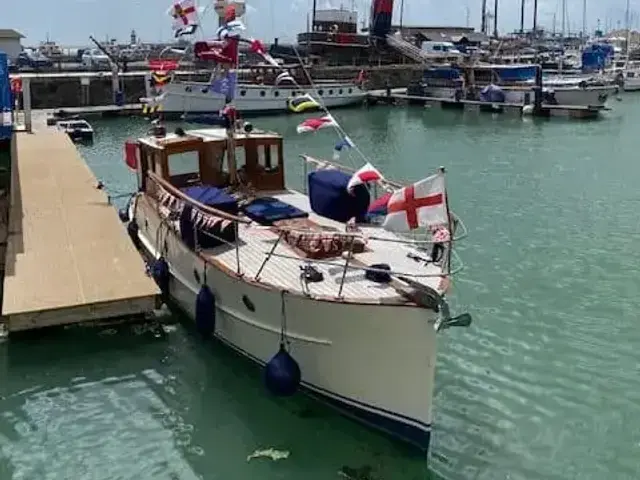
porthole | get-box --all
[260,90,266,97]
[185,86,192,92]
[339,89,343,94]
[240,90,247,96]
[201,87,209,94]
[348,88,353,93]
[318,89,324,95]
[273,90,280,97]
[328,89,333,95]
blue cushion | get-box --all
[308,170,370,223]
[242,197,308,225]
[181,185,238,215]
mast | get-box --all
[399,0,405,29]
[311,0,317,31]
[625,0,631,57]
[493,0,498,38]
[582,0,587,40]
[481,0,487,34]
[520,0,525,33]
[561,0,566,40]
[532,0,538,36]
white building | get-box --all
[0,29,24,61]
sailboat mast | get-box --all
[582,0,586,39]
[625,0,631,55]
[532,0,538,35]
[561,0,566,39]
[520,0,525,33]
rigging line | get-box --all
[289,45,372,168]
[237,41,361,167]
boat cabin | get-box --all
[135,126,285,194]
[131,124,384,261]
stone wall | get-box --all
[25,65,424,108]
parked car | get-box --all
[15,49,53,70]
[81,49,111,69]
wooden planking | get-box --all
[3,129,159,330]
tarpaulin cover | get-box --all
[0,52,12,141]
[242,197,308,225]
[308,170,370,223]
[181,185,238,215]
[179,186,238,249]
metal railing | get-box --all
[146,165,467,300]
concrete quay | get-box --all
[1,118,160,333]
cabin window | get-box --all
[273,90,280,97]
[318,89,324,95]
[339,89,343,94]
[328,89,333,95]
[260,90,266,97]
[167,151,200,187]
[348,88,352,93]
[257,144,280,173]
[240,89,247,96]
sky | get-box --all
[2,0,637,46]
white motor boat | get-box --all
[55,119,94,142]
[122,122,470,452]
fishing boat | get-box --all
[122,119,470,452]
[55,118,94,142]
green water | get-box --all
[2,98,640,480]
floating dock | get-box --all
[367,89,605,119]
[2,128,160,332]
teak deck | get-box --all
[2,129,160,332]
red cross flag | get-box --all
[168,0,198,29]
[382,171,448,232]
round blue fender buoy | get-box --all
[195,284,215,336]
[127,219,141,250]
[118,208,129,222]
[264,343,301,397]
[152,257,170,296]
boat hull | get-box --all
[155,81,366,114]
[425,85,615,107]
[132,197,436,451]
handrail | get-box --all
[147,171,251,224]
[262,249,465,278]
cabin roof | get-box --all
[0,29,25,39]
[139,127,282,150]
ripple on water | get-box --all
[0,371,202,480]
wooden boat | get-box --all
[122,120,471,452]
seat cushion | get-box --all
[242,197,309,225]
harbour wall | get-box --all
[17,65,424,109]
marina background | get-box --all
[1,100,639,479]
